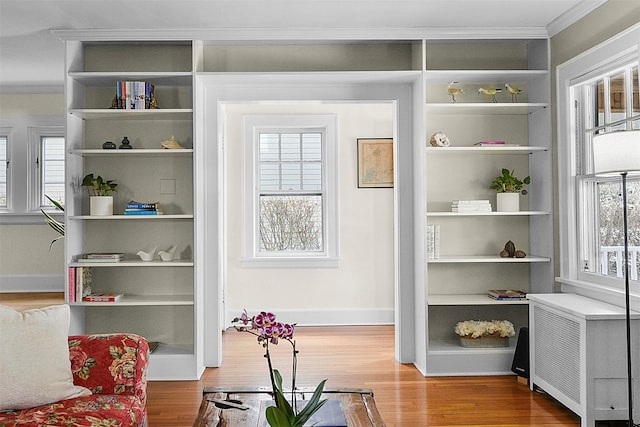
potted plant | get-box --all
[490,168,530,212]
[82,173,118,216]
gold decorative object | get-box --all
[446,81,464,103]
[505,83,523,103]
[478,87,502,103]
[161,136,184,149]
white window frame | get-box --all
[0,116,64,223]
[557,23,640,306]
[242,114,339,268]
[28,127,65,212]
[0,128,12,212]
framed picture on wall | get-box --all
[357,138,394,188]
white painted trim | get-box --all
[0,274,64,292]
[51,27,550,42]
[226,308,394,328]
[556,22,640,306]
[546,0,608,38]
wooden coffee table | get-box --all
[193,386,385,426]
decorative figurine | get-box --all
[137,247,156,261]
[505,83,523,103]
[119,136,132,149]
[446,81,464,103]
[102,141,116,149]
[499,240,526,258]
[161,136,184,149]
[159,245,177,262]
[478,87,502,103]
[429,131,450,147]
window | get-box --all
[0,133,8,209]
[243,115,338,267]
[38,136,65,207]
[0,117,64,220]
[558,25,640,297]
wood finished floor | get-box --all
[1,293,587,426]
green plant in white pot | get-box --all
[82,173,118,216]
[490,168,530,212]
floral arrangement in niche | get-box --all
[454,319,516,338]
[232,310,327,427]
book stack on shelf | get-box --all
[113,81,156,110]
[124,201,163,216]
[84,293,123,302]
[78,253,124,263]
[488,289,527,301]
[451,200,492,213]
[426,224,440,260]
[68,266,92,303]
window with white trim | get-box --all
[572,59,639,288]
[243,115,338,267]
[0,133,8,209]
[37,134,65,208]
[0,118,64,219]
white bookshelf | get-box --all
[421,39,554,375]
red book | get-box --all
[68,267,76,303]
[83,293,123,302]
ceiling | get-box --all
[0,0,607,92]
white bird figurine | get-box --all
[447,81,464,103]
[505,83,523,103]
[478,87,502,103]
[158,245,177,262]
[137,247,156,262]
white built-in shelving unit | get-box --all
[59,34,553,379]
[420,39,554,375]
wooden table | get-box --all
[193,386,385,426]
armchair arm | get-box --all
[68,333,149,405]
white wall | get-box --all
[0,93,65,291]
[223,103,395,324]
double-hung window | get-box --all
[0,132,8,210]
[559,26,640,295]
[243,115,338,267]
[0,118,64,219]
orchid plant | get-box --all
[232,310,327,427]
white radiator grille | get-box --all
[533,305,581,405]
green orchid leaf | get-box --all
[266,405,291,427]
[294,379,328,425]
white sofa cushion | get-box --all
[0,304,91,411]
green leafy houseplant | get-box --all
[232,310,327,427]
[41,195,64,249]
[490,168,530,195]
[81,173,118,196]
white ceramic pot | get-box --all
[496,192,520,212]
[90,196,114,216]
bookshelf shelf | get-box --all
[72,294,193,306]
[428,255,550,263]
[426,210,549,217]
[70,149,193,157]
[69,214,193,220]
[428,294,529,306]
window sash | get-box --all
[575,61,640,289]
[0,135,8,209]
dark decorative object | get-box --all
[500,240,526,258]
[102,141,116,149]
[119,137,132,149]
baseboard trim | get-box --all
[226,308,394,327]
[0,274,65,292]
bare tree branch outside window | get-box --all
[260,195,323,252]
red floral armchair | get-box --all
[0,333,149,427]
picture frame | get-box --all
[357,138,394,188]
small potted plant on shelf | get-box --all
[490,168,530,212]
[82,173,118,216]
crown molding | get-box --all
[52,26,550,42]
[546,0,608,37]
